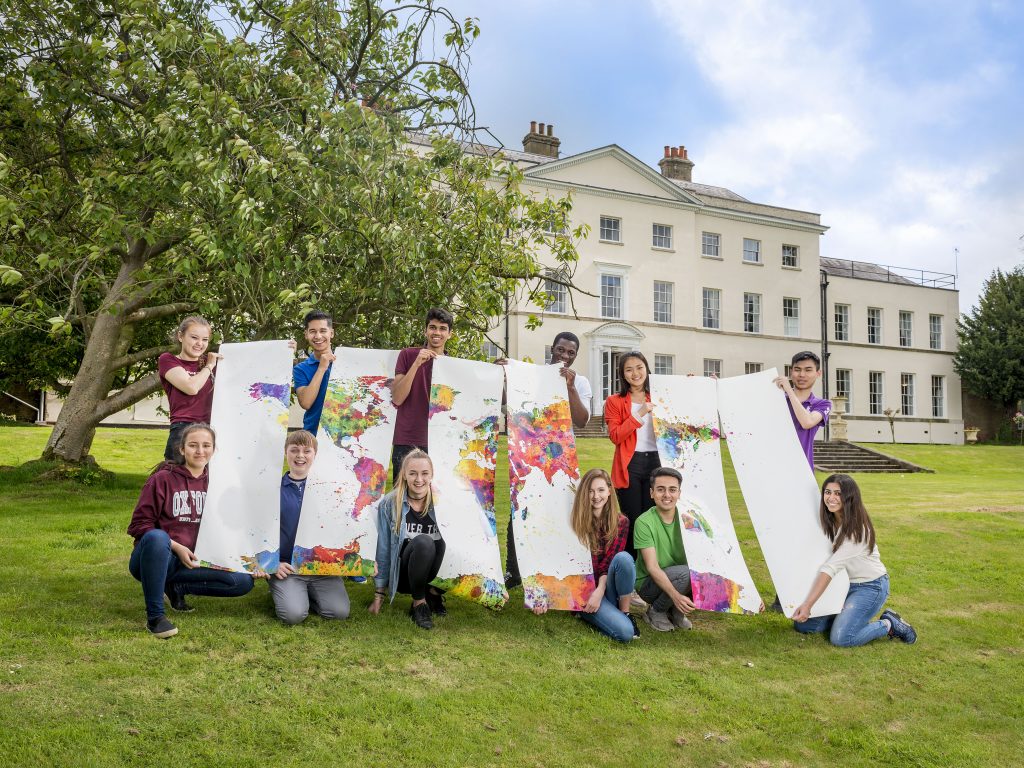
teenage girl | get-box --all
[793,474,917,646]
[158,316,221,461]
[126,423,254,638]
[604,351,661,556]
[369,450,448,630]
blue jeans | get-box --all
[128,529,254,620]
[794,574,890,647]
[579,551,636,643]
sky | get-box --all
[442,0,1024,313]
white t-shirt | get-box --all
[820,539,887,583]
[631,401,657,452]
[571,372,593,418]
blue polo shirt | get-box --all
[279,473,306,564]
[293,354,331,433]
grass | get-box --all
[0,425,1022,767]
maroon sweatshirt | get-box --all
[127,463,209,551]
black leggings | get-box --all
[616,450,662,556]
[397,535,446,600]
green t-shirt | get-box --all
[633,506,687,590]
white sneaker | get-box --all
[642,607,675,632]
[669,607,693,630]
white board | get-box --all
[194,340,293,573]
[428,357,507,609]
[505,360,594,611]
[716,368,848,618]
[291,348,398,576]
[649,374,763,614]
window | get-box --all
[899,311,913,348]
[784,364,792,379]
[701,232,721,258]
[931,375,945,418]
[600,274,623,318]
[782,244,799,267]
[703,358,722,378]
[652,223,673,249]
[544,273,567,314]
[702,288,721,329]
[744,362,763,374]
[901,373,915,415]
[867,308,882,345]
[743,292,762,333]
[743,238,762,264]
[869,371,884,415]
[599,216,621,243]
[543,215,567,236]
[653,281,673,323]
[783,297,800,337]
[834,304,850,341]
[929,314,943,350]
[482,339,501,360]
[835,368,852,413]
[654,354,674,375]
[543,345,552,363]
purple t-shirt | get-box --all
[158,353,214,424]
[392,347,437,447]
[786,392,832,470]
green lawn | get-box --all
[1,426,1021,767]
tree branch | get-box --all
[94,373,163,422]
[125,301,193,324]
[109,344,177,372]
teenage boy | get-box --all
[391,307,453,483]
[773,350,832,471]
[293,310,336,434]
[633,467,695,632]
[269,430,351,624]
[503,330,592,589]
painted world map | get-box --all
[508,401,580,515]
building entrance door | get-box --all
[601,349,627,403]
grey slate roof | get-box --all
[667,179,750,202]
[820,257,918,286]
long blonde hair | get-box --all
[392,449,434,532]
[570,468,622,552]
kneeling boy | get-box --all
[634,467,696,632]
[270,430,350,624]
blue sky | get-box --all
[443,0,1024,312]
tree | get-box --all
[954,266,1024,408]
[0,0,581,465]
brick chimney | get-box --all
[658,145,695,182]
[522,120,560,158]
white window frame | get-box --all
[743,292,762,334]
[929,314,943,350]
[899,311,913,348]
[901,373,915,415]
[654,354,674,375]
[743,238,762,264]
[653,281,673,324]
[596,262,629,320]
[744,362,763,374]
[652,223,673,250]
[701,231,721,259]
[702,288,721,329]
[834,304,850,342]
[599,216,621,243]
[703,358,722,378]
[782,244,799,268]
[543,271,567,314]
[783,297,800,337]
[835,368,852,413]
[482,339,501,360]
[867,307,882,345]
[869,371,884,416]
[931,375,945,418]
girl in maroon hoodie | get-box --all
[127,423,253,638]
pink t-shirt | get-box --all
[158,353,214,424]
[392,347,436,447]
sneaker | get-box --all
[348,576,367,583]
[504,571,522,590]
[628,592,649,613]
[669,607,693,630]
[165,584,194,613]
[628,614,641,639]
[147,616,178,639]
[881,609,917,644]
[768,594,784,614]
[411,601,433,630]
[426,588,447,616]
[642,607,675,632]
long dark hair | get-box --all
[819,473,876,553]
[617,351,650,397]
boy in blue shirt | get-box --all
[293,310,335,433]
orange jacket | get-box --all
[604,392,651,489]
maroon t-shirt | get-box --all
[158,353,214,424]
[392,346,437,447]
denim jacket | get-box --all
[374,491,437,602]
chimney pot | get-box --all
[670,147,678,158]
[663,145,671,158]
[657,143,695,182]
[547,124,553,136]
[538,122,546,135]
[530,120,537,134]
[522,119,561,158]
[681,147,688,159]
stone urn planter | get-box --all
[964,427,981,444]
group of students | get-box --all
[127,308,918,649]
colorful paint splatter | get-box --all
[654,419,721,464]
[454,415,499,535]
[680,503,715,538]
[428,383,458,417]
[523,573,595,612]
[507,402,580,517]
[432,574,508,611]
[239,548,281,574]
[248,382,290,409]
[319,375,391,445]
[690,570,757,614]
[292,539,372,577]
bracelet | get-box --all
[374,590,386,597]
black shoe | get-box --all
[881,609,917,644]
[165,584,194,613]
[769,594,784,614]
[147,616,178,639]
[426,588,447,616]
[411,602,433,630]
[504,571,522,590]
[628,614,641,639]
